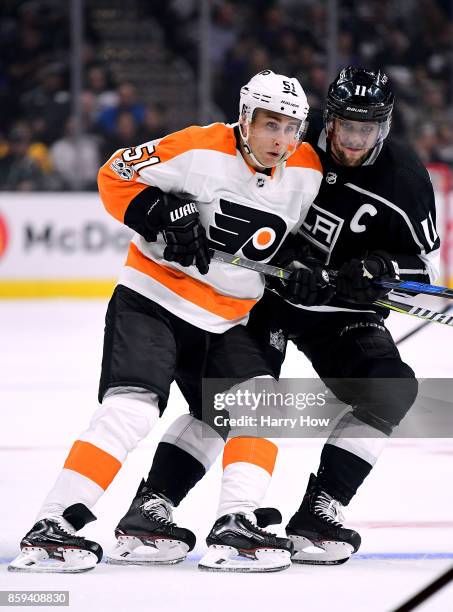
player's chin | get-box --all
[342,149,367,165]
[264,152,283,166]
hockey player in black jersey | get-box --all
[109,67,440,568]
[258,66,439,565]
[279,67,438,564]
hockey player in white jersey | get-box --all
[9,70,328,573]
[114,67,440,570]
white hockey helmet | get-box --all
[239,70,309,168]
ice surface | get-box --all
[0,299,452,611]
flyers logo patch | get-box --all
[209,199,287,261]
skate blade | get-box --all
[198,545,291,573]
[105,535,189,565]
[8,547,98,573]
[289,535,354,565]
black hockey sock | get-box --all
[144,442,206,507]
[316,443,373,506]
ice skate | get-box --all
[106,481,196,565]
[199,511,293,573]
[8,513,102,573]
[286,474,361,565]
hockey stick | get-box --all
[373,297,453,327]
[396,302,453,345]
[372,277,453,300]
[211,250,453,300]
[210,249,453,328]
[392,564,453,611]
[211,249,292,279]
[210,249,292,279]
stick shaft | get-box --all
[210,249,453,328]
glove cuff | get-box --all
[123,185,165,241]
[364,251,400,279]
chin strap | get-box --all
[239,121,286,170]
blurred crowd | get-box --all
[0,0,452,191]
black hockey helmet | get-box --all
[325,66,394,144]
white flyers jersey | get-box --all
[98,122,322,332]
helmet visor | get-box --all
[327,114,391,149]
[246,109,306,155]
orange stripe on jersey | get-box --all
[98,161,149,223]
[126,243,257,320]
[63,440,121,490]
[286,142,323,172]
[222,437,278,476]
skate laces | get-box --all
[242,513,275,538]
[46,515,80,538]
[43,515,86,544]
[141,495,175,525]
[313,492,345,526]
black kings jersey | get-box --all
[286,114,440,313]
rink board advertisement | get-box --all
[0,194,132,297]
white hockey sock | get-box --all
[216,437,278,518]
[160,413,224,472]
[37,388,160,521]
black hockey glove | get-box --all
[268,251,334,306]
[336,251,399,304]
[146,192,210,275]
